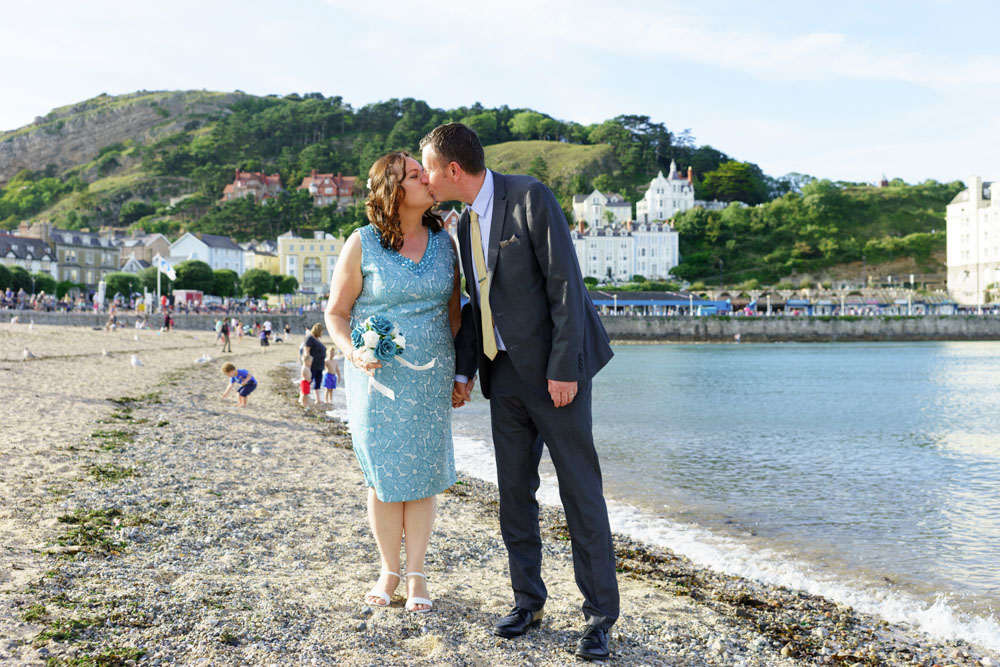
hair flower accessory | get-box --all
[351,315,430,400]
[366,178,372,190]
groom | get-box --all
[421,123,619,661]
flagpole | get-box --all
[157,256,161,314]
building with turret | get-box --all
[636,160,695,223]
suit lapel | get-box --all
[487,171,507,273]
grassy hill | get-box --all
[485,140,617,190]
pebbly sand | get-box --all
[1,320,998,666]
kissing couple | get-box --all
[323,122,618,661]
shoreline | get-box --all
[1,324,997,665]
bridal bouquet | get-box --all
[351,315,405,363]
[350,315,433,400]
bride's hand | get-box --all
[350,348,381,377]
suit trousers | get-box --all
[488,352,620,628]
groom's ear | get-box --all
[448,161,462,182]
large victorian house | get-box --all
[635,160,695,224]
[221,170,283,203]
[298,170,358,209]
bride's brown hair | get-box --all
[365,151,442,251]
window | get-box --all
[303,257,321,284]
[287,255,298,277]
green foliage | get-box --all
[56,280,81,299]
[119,200,156,224]
[173,260,214,293]
[137,266,173,293]
[671,179,961,284]
[0,264,11,290]
[527,156,550,185]
[0,169,73,220]
[701,161,769,204]
[212,269,239,297]
[583,276,598,287]
[105,272,142,298]
[10,265,31,292]
[241,268,274,298]
[275,274,299,294]
[30,272,57,295]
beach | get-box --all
[0,322,997,666]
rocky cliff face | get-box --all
[0,90,245,184]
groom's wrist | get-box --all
[455,374,469,384]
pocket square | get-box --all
[499,234,521,249]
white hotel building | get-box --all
[570,220,679,282]
[947,175,1000,306]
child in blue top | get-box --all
[221,362,257,408]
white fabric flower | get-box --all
[393,333,406,350]
[360,348,378,364]
[366,178,372,190]
[361,330,380,349]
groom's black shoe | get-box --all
[575,624,610,661]
[493,607,544,638]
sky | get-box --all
[1,0,997,184]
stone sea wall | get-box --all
[601,315,1000,342]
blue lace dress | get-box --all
[345,224,457,502]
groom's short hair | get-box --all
[420,123,486,175]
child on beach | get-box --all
[221,362,257,408]
[321,348,341,404]
[298,354,313,407]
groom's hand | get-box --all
[452,378,475,407]
[548,379,578,408]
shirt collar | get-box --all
[469,169,494,219]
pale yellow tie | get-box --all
[469,210,497,360]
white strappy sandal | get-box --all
[364,571,400,607]
[404,572,433,613]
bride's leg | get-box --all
[366,488,403,604]
[402,495,438,610]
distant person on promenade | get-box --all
[324,151,461,613]
[422,123,617,660]
[220,362,256,408]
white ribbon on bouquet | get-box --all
[367,355,437,401]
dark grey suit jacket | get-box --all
[455,171,613,398]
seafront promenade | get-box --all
[8,309,1000,342]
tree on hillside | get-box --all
[460,112,500,144]
[528,157,550,185]
[701,161,768,204]
[174,260,214,294]
[120,201,157,224]
[0,265,11,291]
